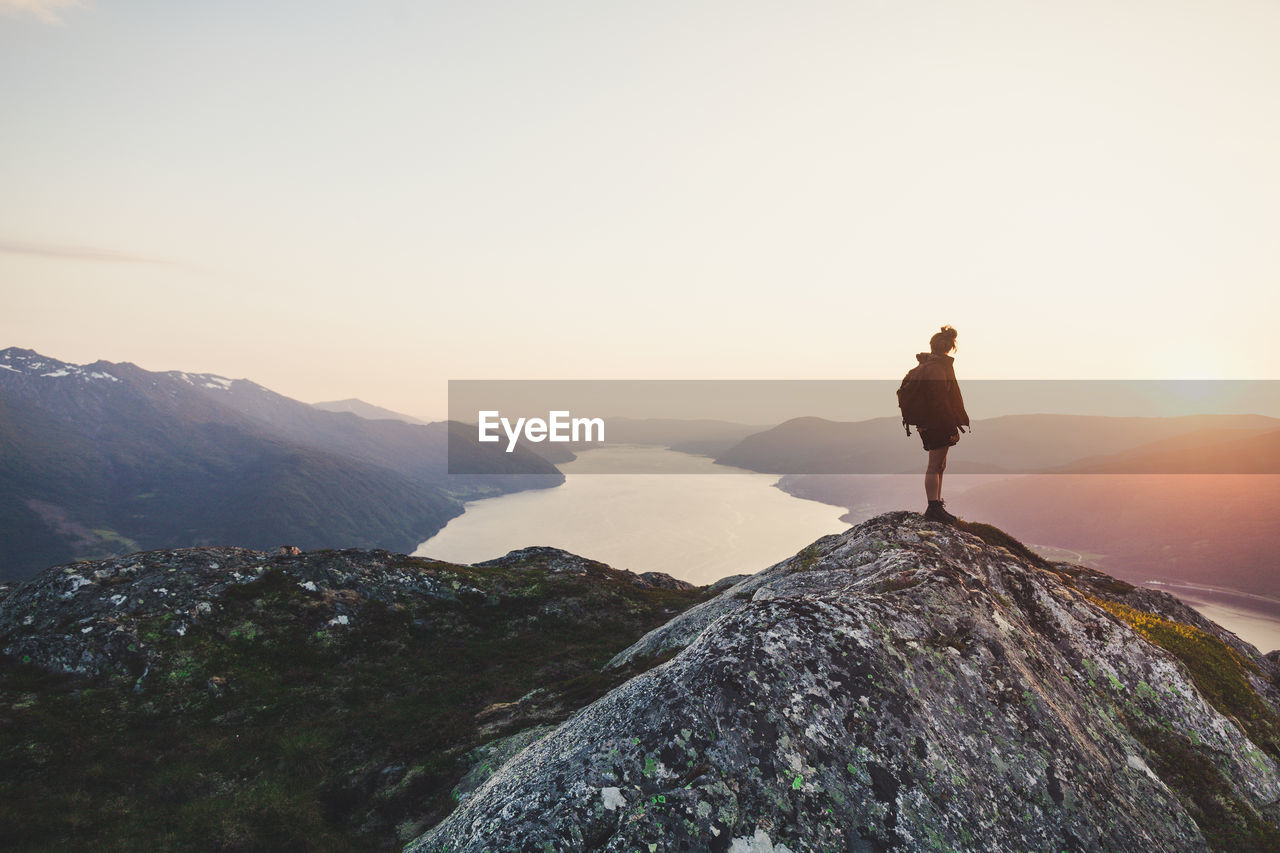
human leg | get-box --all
[923,446,956,522]
[925,446,948,502]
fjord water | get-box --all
[416,445,1280,652]
[415,445,847,585]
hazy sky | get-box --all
[3,0,1278,419]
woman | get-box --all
[913,325,970,523]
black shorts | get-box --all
[918,426,959,451]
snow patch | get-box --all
[601,787,626,811]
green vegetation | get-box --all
[953,521,1051,569]
[80,528,142,561]
[1128,724,1280,853]
[1094,598,1280,761]
[0,560,710,851]
[955,519,1280,851]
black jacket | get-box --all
[913,352,970,430]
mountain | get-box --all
[5,514,1280,850]
[716,416,933,474]
[312,398,431,425]
[0,543,710,851]
[600,418,775,456]
[0,348,562,580]
[1052,428,1280,474]
[413,513,1280,852]
[715,414,1280,475]
[460,418,773,468]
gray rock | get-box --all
[451,725,557,805]
[408,512,1280,852]
[708,573,754,594]
[474,546,692,589]
[0,546,525,677]
[636,571,696,591]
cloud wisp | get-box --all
[0,0,85,24]
[0,239,162,265]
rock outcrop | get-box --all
[409,512,1280,852]
[475,546,693,590]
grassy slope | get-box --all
[0,556,710,852]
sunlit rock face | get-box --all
[409,511,1280,853]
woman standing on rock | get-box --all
[898,325,970,523]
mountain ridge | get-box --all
[311,398,432,425]
[715,413,1280,475]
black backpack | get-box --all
[896,362,938,435]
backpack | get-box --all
[896,361,940,435]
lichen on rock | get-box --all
[408,511,1280,853]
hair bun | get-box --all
[929,325,959,354]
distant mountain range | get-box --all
[0,348,561,580]
[1051,426,1280,473]
[311,397,431,425]
[715,414,1280,474]
[608,417,771,456]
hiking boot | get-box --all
[924,500,958,524]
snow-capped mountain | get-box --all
[0,347,562,580]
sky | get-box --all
[3,0,1279,420]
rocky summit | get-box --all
[410,512,1280,853]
